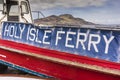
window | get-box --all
[0,0,3,11]
[21,1,29,14]
[7,1,19,15]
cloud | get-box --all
[29,0,108,10]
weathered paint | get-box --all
[0,39,120,80]
[1,22,120,80]
[2,22,120,63]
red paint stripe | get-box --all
[0,49,120,80]
[0,39,120,70]
[0,39,120,80]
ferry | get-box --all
[0,0,120,80]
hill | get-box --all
[34,14,94,26]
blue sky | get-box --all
[30,0,120,24]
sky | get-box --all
[29,0,120,24]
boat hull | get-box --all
[1,21,120,80]
[0,39,120,80]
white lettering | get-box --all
[35,29,42,43]
[27,25,30,40]
[103,35,114,54]
[19,25,25,39]
[4,24,9,36]
[43,30,51,44]
[14,27,19,39]
[55,31,65,45]
[29,28,36,41]
[9,25,15,37]
[65,32,76,48]
[88,34,101,52]
[76,33,87,50]
[3,24,115,55]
